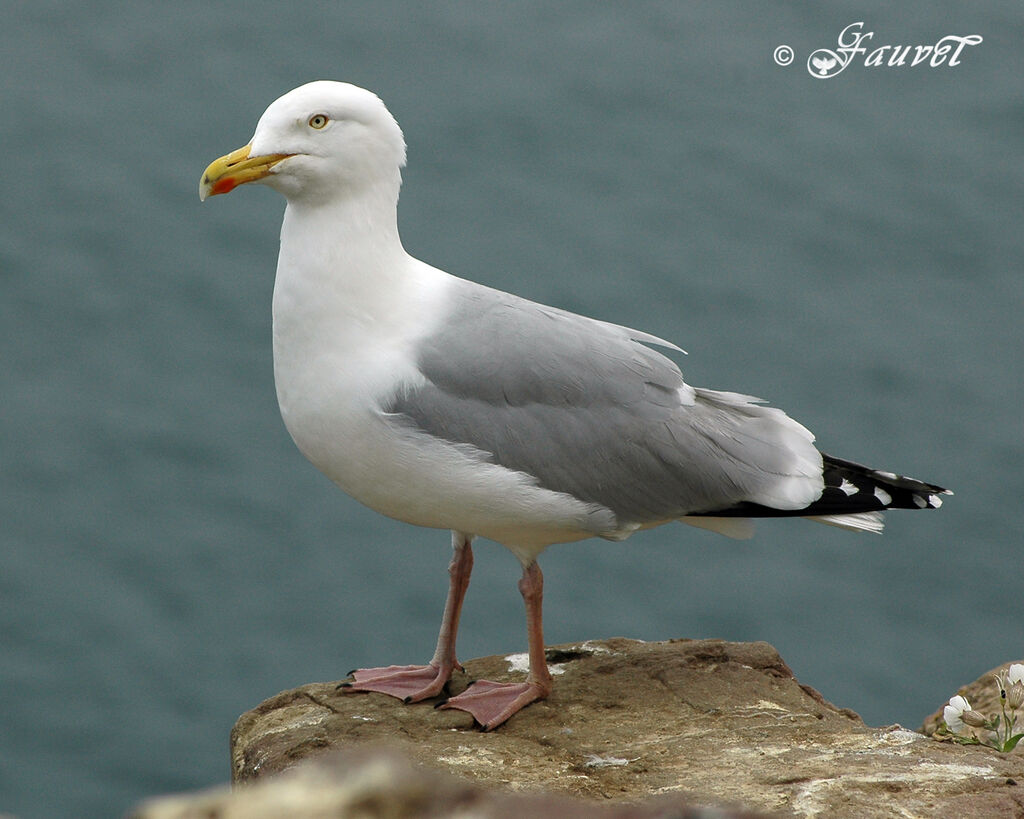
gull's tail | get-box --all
[688,454,951,535]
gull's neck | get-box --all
[271,177,450,380]
[273,176,421,333]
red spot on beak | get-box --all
[211,178,237,196]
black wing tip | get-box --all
[821,452,950,512]
[691,454,950,519]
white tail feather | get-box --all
[807,511,885,534]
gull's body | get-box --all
[201,81,948,729]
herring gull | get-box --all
[200,81,949,730]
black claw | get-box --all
[336,681,352,690]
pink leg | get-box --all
[340,532,474,702]
[440,560,553,730]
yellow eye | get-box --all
[308,114,329,129]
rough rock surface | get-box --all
[132,747,756,818]
[145,639,1024,817]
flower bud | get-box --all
[961,709,989,728]
[1008,681,1024,711]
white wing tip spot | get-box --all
[839,478,858,496]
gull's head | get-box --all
[200,81,406,204]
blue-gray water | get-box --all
[3,2,1022,817]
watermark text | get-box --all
[773,22,982,78]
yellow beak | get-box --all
[199,144,292,201]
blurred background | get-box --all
[2,2,1021,816]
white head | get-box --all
[200,81,406,206]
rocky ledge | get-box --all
[134,638,1024,818]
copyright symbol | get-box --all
[773,45,794,66]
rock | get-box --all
[131,747,757,818]
[135,639,1024,817]
[223,638,1024,816]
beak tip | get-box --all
[199,172,213,202]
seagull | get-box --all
[200,81,950,730]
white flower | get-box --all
[1007,663,1024,686]
[944,695,971,733]
[1008,681,1024,711]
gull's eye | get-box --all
[308,114,329,130]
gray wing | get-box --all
[385,280,822,525]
